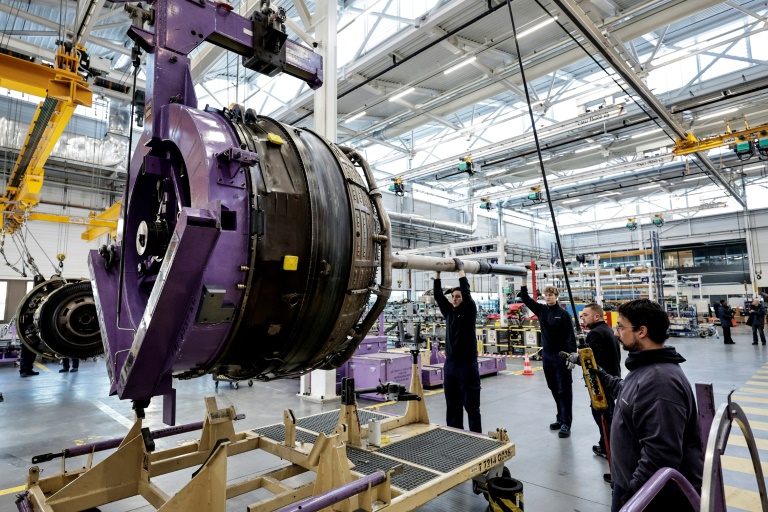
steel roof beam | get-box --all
[548,0,747,207]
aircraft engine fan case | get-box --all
[89,103,382,400]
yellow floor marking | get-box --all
[747,381,768,387]
[424,389,444,396]
[33,362,52,373]
[727,434,768,451]
[722,454,768,475]
[734,395,768,404]
[724,485,762,512]
[364,401,396,409]
[0,485,25,497]
[750,375,768,380]
[739,387,768,395]
[744,420,768,431]
[742,406,768,417]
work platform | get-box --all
[16,363,514,512]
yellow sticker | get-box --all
[283,255,299,271]
[267,133,284,145]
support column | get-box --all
[300,0,339,403]
[497,236,508,328]
[744,209,758,299]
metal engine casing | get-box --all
[90,103,380,400]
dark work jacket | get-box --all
[602,347,703,511]
[718,305,733,324]
[518,286,576,357]
[749,304,766,327]
[434,277,478,363]
[585,321,621,378]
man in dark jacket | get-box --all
[519,280,577,438]
[434,259,481,433]
[719,300,735,344]
[577,303,621,460]
[598,299,702,512]
[748,299,766,345]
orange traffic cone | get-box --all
[523,354,534,376]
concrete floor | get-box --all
[0,324,767,511]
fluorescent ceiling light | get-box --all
[638,183,661,190]
[346,111,367,122]
[561,198,580,204]
[575,144,602,154]
[683,175,704,182]
[517,17,558,38]
[631,128,663,139]
[530,204,548,209]
[698,108,737,120]
[389,87,416,102]
[742,165,764,171]
[598,191,620,197]
[444,57,477,75]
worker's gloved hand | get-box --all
[588,367,608,379]
[453,258,465,271]
[566,361,576,371]
[567,352,580,364]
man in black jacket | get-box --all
[597,299,702,512]
[578,304,621,460]
[434,259,481,433]
[719,300,735,345]
[519,280,577,438]
[748,299,766,345]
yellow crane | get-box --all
[0,42,94,233]
[673,119,768,158]
[0,42,120,241]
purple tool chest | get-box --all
[348,352,415,401]
[355,335,388,355]
[421,365,444,387]
[477,357,498,376]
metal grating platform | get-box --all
[253,424,318,444]
[347,447,439,491]
[297,409,390,434]
[378,428,503,473]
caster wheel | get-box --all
[215,381,219,389]
[248,380,253,387]
[234,382,239,389]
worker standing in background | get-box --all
[719,300,735,345]
[595,299,702,512]
[748,299,766,345]
[60,357,80,373]
[519,280,577,438]
[577,304,621,461]
[434,259,481,433]
[18,344,39,378]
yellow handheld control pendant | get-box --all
[578,346,609,412]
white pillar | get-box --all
[300,0,339,402]
[497,236,508,328]
[744,209,758,299]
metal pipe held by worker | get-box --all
[391,253,528,276]
[275,471,388,512]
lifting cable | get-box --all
[0,234,25,277]
[504,2,582,333]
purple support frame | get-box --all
[89,0,323,412]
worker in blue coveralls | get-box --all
[519,280,577,438]
[433,259,481,433]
